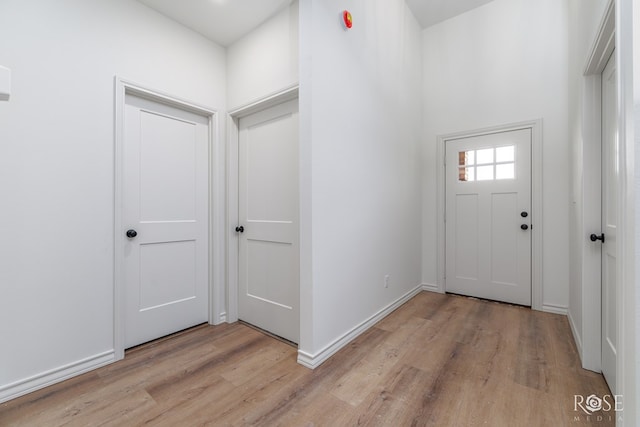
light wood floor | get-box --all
[1,292,614,426]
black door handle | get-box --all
[521,224,529,230]
[590,233,605,243]
[126,229,137,238]
[521,211,528,218]
[235,226,244,233]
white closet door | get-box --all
[123,94,209,348]
[237,99,299,343]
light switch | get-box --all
[0,66,11,101]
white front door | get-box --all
[600,52,618,393]
[237,99,299,343]
[445,129,532,306]
[123,94,209,349]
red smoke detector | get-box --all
[342,10,353,29]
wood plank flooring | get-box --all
[0,292,614,426]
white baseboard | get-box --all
[542,303,568,315]
[0,350,115,404]
[421,283,441,293]
[217,312,227,325]
[567,310,583,362]
[297,284,422,369]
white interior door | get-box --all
[600,52,617,393]
[237,98,299,343]
[123,94,209,349]
[445,129,532,306]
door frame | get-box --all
[436,120,544,311]
[226,85,299,323]
[113,77,220,360]
[580,0,634,400]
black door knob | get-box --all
[235,226,244,233]
[521,211,528,218]
[126,229,137,238]
[590,233,605,243]
[521,224,529,230]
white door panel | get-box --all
[238,99,299,343]
[491,192,519,285]
[247,240,297,308]
[123,94,209,349]
[601,52,617,392]
[445,129,532,306]
[454,194,479,280]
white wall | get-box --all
[421,0,571,312]
[299,0,423,359]
[227,1,299,109]
[0,0,226,401]
[631,0,640,419]
[632,0,640,419]
[621,0,639,421]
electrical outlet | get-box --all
[384,275,390,288]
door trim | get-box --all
[114,77,219,360]
[436,120,543,311]
[226,85,299,324]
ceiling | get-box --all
[138,0,293,47]
[405,0,496,28]
[137,0,495,47]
